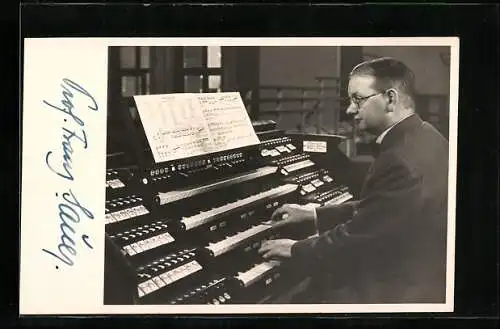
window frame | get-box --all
[116,47,154,110]
[174,46,224,93]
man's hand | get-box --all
[258,239,297,260]
[270,203,316,229]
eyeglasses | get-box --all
[348,91,385,109]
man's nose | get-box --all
[346,103,357,115]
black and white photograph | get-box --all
[102,42,455,307]
[20,37,458,315]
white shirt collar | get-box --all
[375,113,414,144]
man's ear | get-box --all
[385,88,398,112]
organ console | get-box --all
[104,99,356,305]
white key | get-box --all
[189,261,203,272]
[323,175,333,183]
[152,237,164,250]
[276,146,288,153]
[105,214,116,224]
[137,240,147,251]
[120,209,133,221]
[302,184,316,193]
[109,210,125,222]
[107,178,125,189]
[123,245,136,256]
[128,205,139,216]
[119,209,132,221]
[135,205,150,216]
[156,166,277,205]
[143,236,157,251]
[155,260,203,287]
[138,280,157,295]
[323,192,353,206]
[122,232,175,255]
[152,235,167,249]
[182,262,194,275]
[126,207,138,219]
[181,184,297,230]
[283,159,314,173]
[311,179,324,188]
[160,273,172,285]
[152,276,166,288]
[130,242,143,253]
[235,261,280,287]
[170,268,182,282]
[205,224,271,257]
[147,280,160,293]
[138,282,151,296]
[269,149,280,157]
[155,233,168,246]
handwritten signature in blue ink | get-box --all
[44,78,98,181]
[42,189,94,267]
[41,78,98,268]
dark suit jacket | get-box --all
[291,114,449,303]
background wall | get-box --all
[259,46,340,86]
[258,46,341,132]
[362,46,451,96]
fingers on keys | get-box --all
[258,240,275,259]
[270,205,290,221]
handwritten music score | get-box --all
[134,92,260,163]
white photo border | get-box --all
[20,37,459,315]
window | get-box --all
[178,46,223,93]
[117,46,154,119]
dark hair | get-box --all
[350,57,416,104]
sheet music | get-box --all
[198,92,259,151]
[134,92,259,163]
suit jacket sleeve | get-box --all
[315,200,360,233]
[291,152,423,267]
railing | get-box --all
[243,76,343,134]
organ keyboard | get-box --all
[203,222,275,258]
[104,118,356,305]
[169,277,232,305]
[234,260,281,288]
[110,220,175,257]
[178,183,297,232]
[106,169,127,194]
[155,165,277,206]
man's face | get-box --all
[347,75,389,135]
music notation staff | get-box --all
[134,92,260,164]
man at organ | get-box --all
[258,57,449,303]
